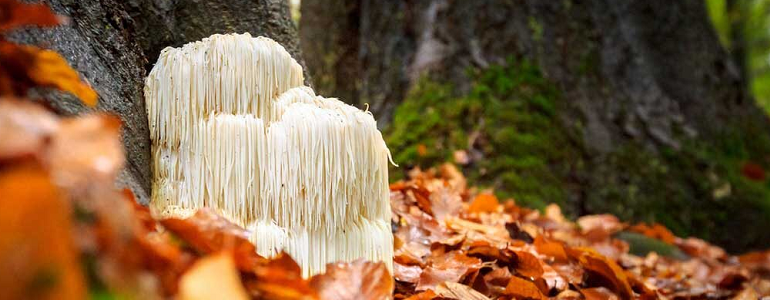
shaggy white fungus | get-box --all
[145,33,394,277]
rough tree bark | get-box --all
[301,0,770,251]
[10,0,305,203]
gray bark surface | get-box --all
[10,0,305,204]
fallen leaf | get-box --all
[0,162,86,300]
[310,259,393,300]
[247,252,315,299]
[486,267,514,287]
[0,98,59,159]
[160,209,264,271]
[395,262,423,283]
[436,281,490,300]
[534,235,569,262]
[513,250,544,278]
[741,161,766,181]
[417,144,428,156]
[0,0,61,32]
[732,287,759,300]
[178,252,249,300]
[505,276,547,300]
[468,193,499,214]
[0,42,97,106]
[404,290,437,300]
[47,114,123,191]
[417,251,482,291]
[627,223,676,244]
[580,287,618,300]
[568,247,633,300]
[430,186,462,221]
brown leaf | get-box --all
[446,217,510,248]
[430,186,462,221]
[47,114,123,191]
[627,223,677,244]
[435,281,490,300]
[417,251,483,291]
[534,235,569,262]
[178,252,249,300]
[395,262,423,283]
[580,287,619,300]
[0,98,59,160]
[732,287,759,300]
[160,209,264,271]
[577,215,622,241]
[0,0,61,32]
[468,241,513,264]
[468,193,499,214]
[247,252,315,300]
[513,250,544,279]
[310,259,393,300]
[483,266,513,287]
[569,247,633,300]
[404,290,437,300]
[504,276,547,300]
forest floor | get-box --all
[2,1,770,299]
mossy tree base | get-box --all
[386,60,770,253]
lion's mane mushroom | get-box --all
[144,33,394,276]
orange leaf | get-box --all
[628,223,676,244]
[417,144,428,156]
[0,0,61,32]
[534,235,569,262]
[505,276,547,300]
[468,193,499,214]
[405,290,438,300]
[513,251,544,279]
[309,259,394,300]
[580,287,619,300]
[468,241,513,264]
[0,162,86,300]
[178,252,249,300]
[247,252,314,299]
[0,42,97,106]
[26,46,98,106]
[569,247,633,300]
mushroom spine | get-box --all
[144,33,394,276]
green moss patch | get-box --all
[385,59,584,210]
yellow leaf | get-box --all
[178,253,249,300]
[26,46,98,106]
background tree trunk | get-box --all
[301,0,770,252]
[10,0,305,204]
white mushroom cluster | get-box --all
[144,33,394,277]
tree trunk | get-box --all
[301,0,770,252]
[10,0,305,203]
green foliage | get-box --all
[386,59,582,209]
[706,0,770,111]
